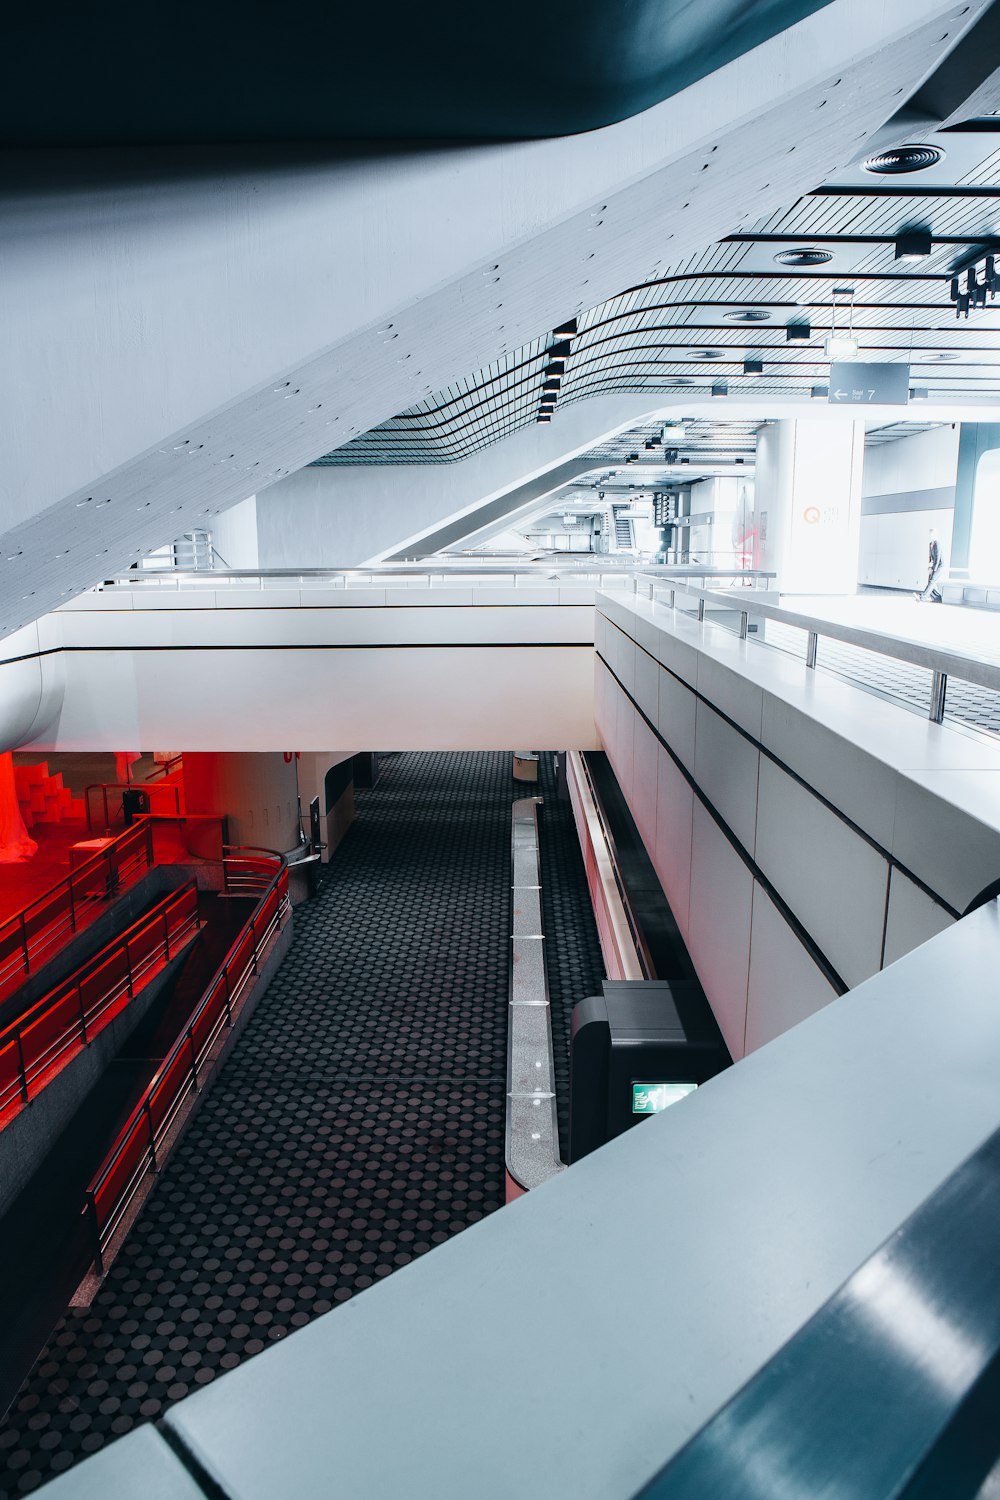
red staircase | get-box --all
[14,763,86,828]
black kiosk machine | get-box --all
[569,979,730,1162]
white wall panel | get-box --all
[761,692,898,850]
[632,716,659,853]
[615,686,636,803]
[862,424,960,497]
[688,801,752,1059]
[28,646,598,753]
[657,665,697,774]
[892,770,1000,915]
[653,744,694,933]
[692,700,760,856]
[696,652,764,740]
[647,623,699,691]
[594,658,614,751]
[755,757,888,988]
[634,646,658,725]
[617,631,637,700]
[882,867,956,969]
[745,883,839,1052]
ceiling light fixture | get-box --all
[895,230,933,261]
[724,309,770,322]
[811,385,829,398]
[950,256,999,318]
[787,321,811,341]
[863,144,944,175]
[825,332,859,359]
[775,248,833,267]
[743,358,764,375]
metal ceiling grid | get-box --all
[314,129,1000,468]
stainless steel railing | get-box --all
[623,576,1000,726]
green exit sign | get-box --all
[632,1081,697,1115]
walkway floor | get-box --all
[764,596,1000,740]
[0,751,601,1495]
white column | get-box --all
[755,419,865,595]
[183,751,301,853]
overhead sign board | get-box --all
[632,1081,698,1115]
[828,361,909,407]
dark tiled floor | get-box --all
[0,750,546,1494]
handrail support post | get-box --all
[88,1193,105,1278]
[145,1100,159,1172]
[78,979,88,1043]
[15,1033,29,1104]
[930,671,948,724]
[806,631,819,669]
[19,914,30,978]
[739,610,749,640]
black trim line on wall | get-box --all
[0,642,593,669]
[600,616,963,922]
[596,649,850,996]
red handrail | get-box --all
[85,781,181,832]
[143,755,183,783]
[0,879,200,1124]
[0,823,154,1005]
[85,855,289,1272]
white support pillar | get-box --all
[755,419,865,595]
[184,752,301,854]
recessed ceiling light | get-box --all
[895,230,933,260]
[775,248,833,267]
[693,349,722,359]
[931,351,960,360]
[863,144,944,175]
[724,309,770,322]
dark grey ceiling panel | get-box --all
[0,0,834,148]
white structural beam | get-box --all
[0,0,984,640]
[254,394,671,568]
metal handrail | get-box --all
[0,822,154,1001]
[0,880,199,1120]
[91,562,776,590]
[84,780,181,832]
[627,576,1000,725]
[84,849,289,1273]
[143,755,183,783]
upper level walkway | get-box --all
[5,562,1000,754]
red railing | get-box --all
[0,822,155,1006]
[85,781,182,832]
[0,880,200,1124]
[144,754,183,783]
[85,854,288,1271]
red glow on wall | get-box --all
[0,754,38,863]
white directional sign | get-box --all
[828,361,909,406]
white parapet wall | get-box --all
[595,590,1000,1058]
[0,581,601,754]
